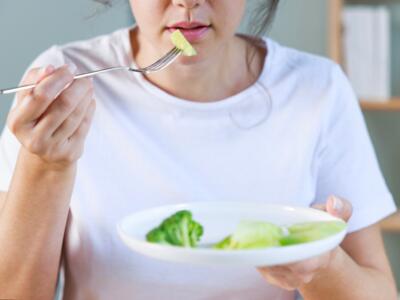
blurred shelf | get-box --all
[328,0,400,113]
[380,212,400,232]
[360,98,400,111]
[328,0,344,64]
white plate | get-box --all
[117,202,347,266]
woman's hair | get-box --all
[250,0,280,37]
[92,0,280,37]
[92,0,113,7]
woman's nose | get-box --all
[172,0,205,9]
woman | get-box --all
[0,0,397,299]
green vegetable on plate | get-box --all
[145,210,346,250]
[279,221,346,246]
[214,220,284,250]
[146,210,203,248]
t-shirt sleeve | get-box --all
[0,46,66,192]
[312,64,397,233]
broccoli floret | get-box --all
[146,228,169,245]
[146,210,204,248]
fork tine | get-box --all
[149,52,180,71]
[143,48,181,72]
[155,47,181,66]
[142,48,180,71]
[139,49,176,72]
[150,48,181,71]
[127,48,178,73]
[159,48,181,67]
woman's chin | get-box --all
[174,51,208,66]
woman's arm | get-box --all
[259,196,398,300]
[0,65,95,299]
[0,151,76,299]
[299,223,397,300]
[0,192,5,212]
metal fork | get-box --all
[0,47,182,95]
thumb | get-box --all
[326,196,353,222]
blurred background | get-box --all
[0,0,399,297]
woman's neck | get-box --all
[130,29,266,103]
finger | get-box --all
[68,99,96,143]
[326,195,353,222]
[33,78,93,139]
[260,270,299,291]
[311,203,326,211]
[261,260,321,287]
[286,255,328,276]
[275,270,311,289]
[51,94,93,144]
[259,266,291,274]
[23,65,74,122]
[281,274,304,290]
[16,65,55,105]
[49,100,95,164]
[35,65,56,84]
[259,268,290,286]
[259,266,301,286]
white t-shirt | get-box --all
[0,26,396,300]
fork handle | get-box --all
[0,66,131,95]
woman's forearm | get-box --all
[299,247,397,300]
[0,149,76,299]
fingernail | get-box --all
[332,196,343,213]
[39,66,47,75]
[44,64,55,74]
[36,65,54,83]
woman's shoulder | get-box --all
[264,36,342,87]
[260,37,356,114]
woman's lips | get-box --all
[167,26,210,43]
